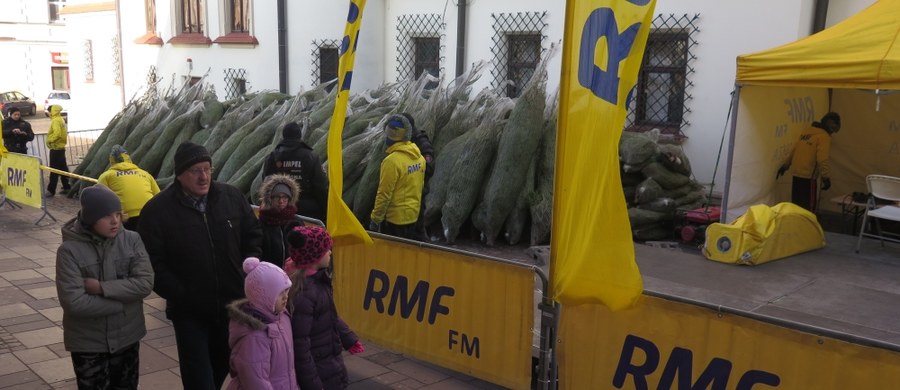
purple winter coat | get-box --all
[226,299,298,390]
[291,269,358,390]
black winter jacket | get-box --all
[259,215,302,269]
[291,269,358,390]
[137,180,262,319]
[263,139,329,223]
[1,117,34,154]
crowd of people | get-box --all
[51,113,434,389]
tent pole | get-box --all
[720,85,742,222]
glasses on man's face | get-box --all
[186,167,214,176]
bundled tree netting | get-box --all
[74,53,705,248]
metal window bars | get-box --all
[223,68,248,99]
[490,11,548,97]
[310,39,341,88]
[626,13,699,144]
[112,36,122,84]
[395,14,445,82]
[82,39,94,82]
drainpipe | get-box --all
[812,0,829,34]
[277,0,288,93]
[115,0,126,106]
[455,0,467,77]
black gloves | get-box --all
[368,221,381,232]
[821,177,831,191]
[776,165,789,179]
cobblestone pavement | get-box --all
[0,194,502,389]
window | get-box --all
[224,68,248,99]
[144,0,157,33]
[179,0,204,34]
[634,30,688,131]
[413,37,440,87]
[319,47,339,87]
[51,67,70,91]
[48,0,66,23]
[506,34,541,98]
[227,0,250,33]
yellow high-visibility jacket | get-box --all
[788,126,832,179]
[97,156,160,218]
[370,141,426,225]
[46,105,67,151]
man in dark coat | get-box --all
[137,141,262,390]
[263,122,329,224]
[2,107,35,154]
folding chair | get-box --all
[855,175,900,253]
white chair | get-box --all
[855,175,900,252]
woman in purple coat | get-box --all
[226,258,297,390]
[285,226,365,390]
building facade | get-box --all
[64,0,876,189]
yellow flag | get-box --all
[326,0,372,245]
[551,0,656,309]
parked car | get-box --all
[0,91,37,116]
[43,91,70,117]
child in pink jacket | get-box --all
[226,257,297,390]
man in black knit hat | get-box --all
[137,141,262,390]
[263,122,329,223]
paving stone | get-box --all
[372,371,409,385]
[143,326,175,341]
[393,378,427,389]
[13,347,58,365]
[347,378,394,389]
[421,377,481,389]
[14,327,63,349]
[138,342,179,373]
[0,252,23,261]
[9,245,51,256]
[0,314,45,327]
[26,299,60,311]
[137,369,183,390]
[46,343,67,359]
[0,353,29,376]
[30,356,74,384]
[0,287,35,306]
[23,287,56,301]
[33,268,56,280]
[11,279,53,289]
[143,335,176,349]
[0,370,43,389]
[0,270,43,282]
[50,379,77,389]
[4,319,56,334]
[158,345,179,361]
[0,304,37,320]
[144,314,169,331]
[468,378,507,389]
[367,350,407,366]
[144,297,166,312]
[37,308,62,323]
[345,354,392,382]
[387,360,450,385]
[0,259,39,273]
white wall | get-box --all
[62,9,121,131]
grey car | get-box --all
[0,91,37,116]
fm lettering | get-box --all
[578,7,642,104]
[613,334,780,390]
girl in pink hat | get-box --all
[285,226,364,390]
[225,258,297,389]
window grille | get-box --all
[310,39,340,88]
[490,12,547,96]
[144,0,157,32]
[227,0,250,33]
[112,36,122,84]
[179,0,204,34]
[49,0,66,23]
[144,66,158,99]
[395,14,444,82]
[224,68,248,99]
[83,39,94,82]
[626,14,699,143]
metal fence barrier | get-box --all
[27,129,103,170]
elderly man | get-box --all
[137,141,262,390]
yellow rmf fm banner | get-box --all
[0,152,43,209]
[559,295,900,389]
[333,238,535,389]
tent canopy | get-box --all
[736,0,900,90]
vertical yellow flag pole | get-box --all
[551,0,656,309]
[326,0,373,245]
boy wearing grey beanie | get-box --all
[56,184,154,389]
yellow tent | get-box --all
[723,0,900,221]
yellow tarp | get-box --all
[704,202,825,265]
[737,0,900,89]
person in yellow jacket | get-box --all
[369,115,426,240]
[777,112,840,211]
[45,104,71,197]
[98,145,160,230]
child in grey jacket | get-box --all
[55,185,154,390]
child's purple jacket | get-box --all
[226,299,299,390]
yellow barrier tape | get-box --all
[39,165,98,184]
